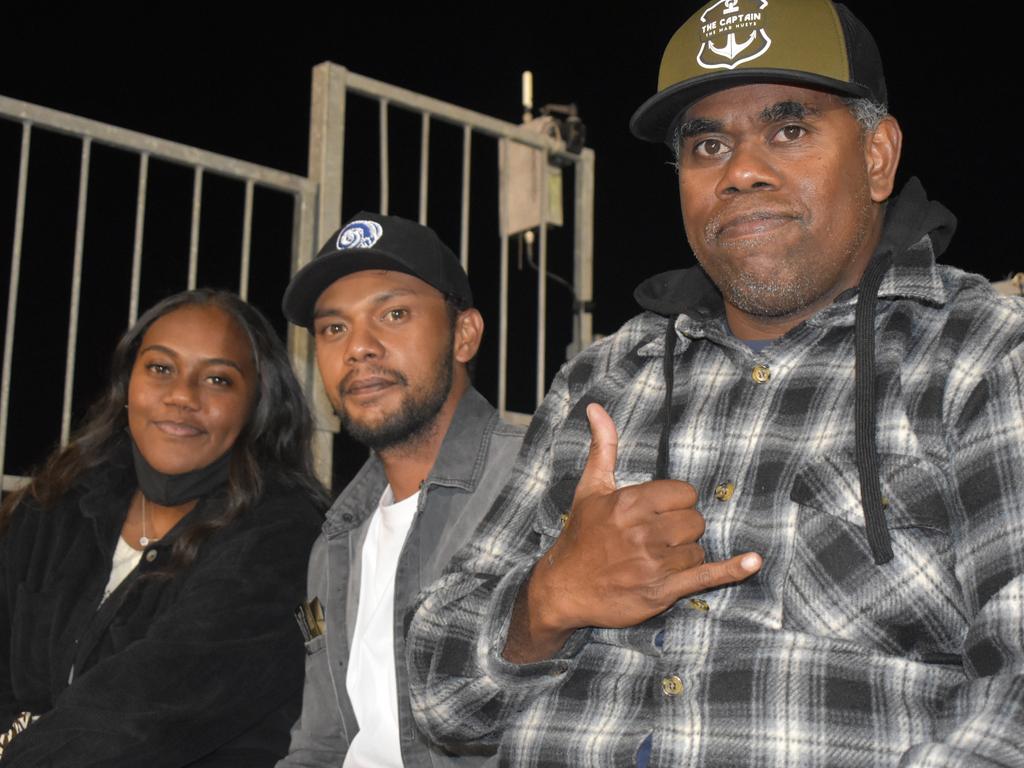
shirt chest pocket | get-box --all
[783,452,968,656]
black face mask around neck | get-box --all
[131,440,232,506]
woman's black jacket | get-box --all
[0,448,322,766]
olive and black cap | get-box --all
[630,0,887,145]
[282,211,473,329]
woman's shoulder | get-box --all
[2,473,101,541]
[182,481,323,585]
[3,443,133,531]
[260,484,325,529]
[209,477,325,543]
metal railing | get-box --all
[302,63,595,467]
[1,64,596,490]
[993,273,1024,297]
[0,95,316,492]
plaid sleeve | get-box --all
[900,338,1024,766]
[406,360,579,749]
[406,315,660,750]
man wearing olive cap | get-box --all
[406,1,1024,765]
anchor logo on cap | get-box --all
[697,0,771,71]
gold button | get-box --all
[145,550,158,563]
[714,482,735,501]
[559,512,570,528]
[687,598,710,612]
[751,364,771,384]
[661,675,684,696]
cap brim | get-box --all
[282,250,420,328]
[629,68,873,145]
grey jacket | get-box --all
[279,387,524,767]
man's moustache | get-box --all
[337,367,409,397]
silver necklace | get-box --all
[139,496,152,548]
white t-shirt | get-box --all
[344,486,420,768]
[70,537,141,685]
[101,537,143,604]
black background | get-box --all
[1,4,1020,486]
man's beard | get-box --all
[690,174,876,320]
[336,341,454,453]
[707,266,818,318]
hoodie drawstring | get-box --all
[854,250,895,565]
[654,265,896,566]
[655,318,678,481]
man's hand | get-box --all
[504,403,762,663]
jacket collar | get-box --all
[77,444,136,555]
[861,176,954,307]
[425,386,499,492]
[323,386,498,535]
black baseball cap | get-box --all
[282,212,473,328]
[630,0,887,145]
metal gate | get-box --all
[298,63,595,481]
[0,62,596,491]
[0,94,316,492]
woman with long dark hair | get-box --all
[0,289,328,766]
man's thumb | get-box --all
[577,403,618,496]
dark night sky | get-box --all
[2,4,1021,481]
[4,4,1019,330]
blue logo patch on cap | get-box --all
[336,220,383,251]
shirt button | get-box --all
[751,364,771,384]
[714,482,735,501]
[144,550,158,563]
[661,675,684,696]
[687,598,710,612]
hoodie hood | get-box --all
[635,178,957,565]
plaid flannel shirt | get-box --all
[408,190,1024,767]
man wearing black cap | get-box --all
[277,213,523,767]
[407,1,1024,765]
